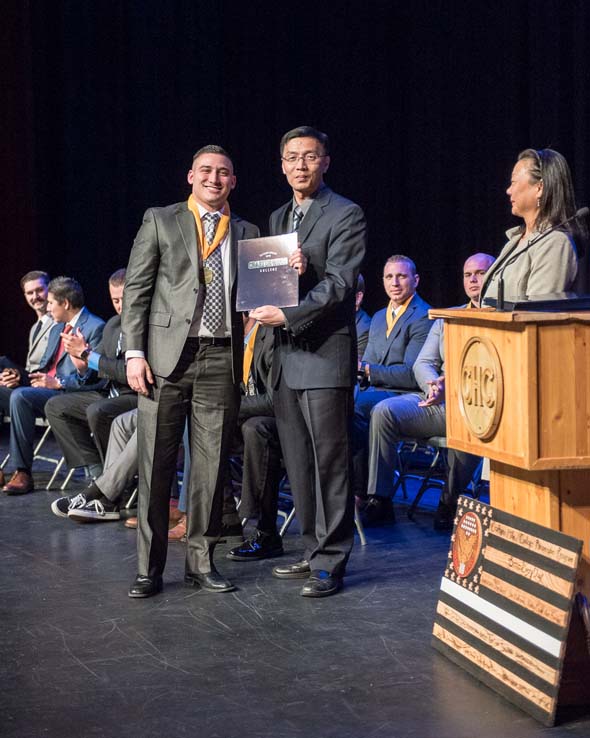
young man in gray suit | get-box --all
[0,270,53,486]
[251,126,367,597]
[354,255,432,524]
[122,145,260,598]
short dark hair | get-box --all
[356,273,366,294]
[108,268,126,288]
[47,276,84,310]
[280,126,330,156]
[385,254,417,276]
[518,148,576,231]
[192,145,234,169]
[20,270,50,290]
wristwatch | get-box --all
[79,348,91,362]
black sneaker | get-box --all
[227,530,284,561]
[68,497,120,523]
[51,492,88,519]
[359,496,396,526]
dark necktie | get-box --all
[109,332,123,398]
[31,320,43,344]
[202,212,225,333]
[292,205,304,231]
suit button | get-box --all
[193,288,198,294]
[185,319,191,324]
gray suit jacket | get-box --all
[270,186,367,389]
[122,201,260,381]
[481,226,578,304]
[26,317,54,373]
[362,293,432,390]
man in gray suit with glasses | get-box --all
[251,126,367,597]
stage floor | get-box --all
[1,433,589,738]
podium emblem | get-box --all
[458,336,503,440]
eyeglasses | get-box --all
[281,153,326,164]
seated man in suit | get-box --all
[0,271,53,429]
[227,319,284,561]
[366,252,495,529]
[355,273,372,362]
[2,276,105,495]
[354,254,432,524]
[44,269,137,479]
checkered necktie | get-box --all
[202,212,225,333]
[292,205,304,231]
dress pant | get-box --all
[8,387,61,470]
[273,377,354,576]
[44,391,138,468]
[352,386,400,496]
[95,409,138,502]
[239,415,283,534]
[367,393,480,503]
[136,341,239,579]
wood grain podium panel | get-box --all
[433,497,583,725]
[430,309,590,470]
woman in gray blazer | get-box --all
[481,148,580,305]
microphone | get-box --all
[483,206,589,310]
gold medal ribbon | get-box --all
[187,194,231,259]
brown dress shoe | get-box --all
[124,516,138,529]
[4,470,34,495]
[168,515,187,541]
[0,469,5,488]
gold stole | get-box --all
[385,297,411,337]
[243,323,260,386]
[187,195,230,259]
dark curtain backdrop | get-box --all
[3,0,590,363]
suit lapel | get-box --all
[230,218,244,287]
[176,204,200,274]
[297,189,331,244]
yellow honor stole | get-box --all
[187,194,231,259]
[242,322,260,386]
[385,297,411,338]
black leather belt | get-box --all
[187,336,231,347]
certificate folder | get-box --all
[236,233,299,311]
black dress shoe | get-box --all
[272,559,311,579]
[433,501,456,532]
[184,568,236,593]
[227,530,284,561]
[301,570,342,598]
[358,496,395,526]
[128,574,163,599]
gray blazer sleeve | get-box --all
[413,319,444,394]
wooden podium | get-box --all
[431,307,590,595]
[430,308,590,722]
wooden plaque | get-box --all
[432,496,586,725]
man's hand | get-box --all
[418,376,445,407]
[126,357,154,396]
[0,368,21,389]
[62,327,87,358]
[29,372,61,390]
[249,306,287,327]
[289,247,307,276]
